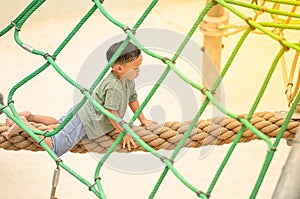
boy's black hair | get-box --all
[106,41,141,65]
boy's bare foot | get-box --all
[4,116,28,139]
[4,123,23,139]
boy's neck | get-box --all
[112,71,127,87]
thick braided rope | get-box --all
[0,111,298,154]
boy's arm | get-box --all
[128,100,156,126]
[106,108,137,151]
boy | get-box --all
[4,41,154,156]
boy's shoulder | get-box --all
[100,72,121,89]
[103,72,118,81]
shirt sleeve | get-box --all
[103,88,121,110]
[93,86,103,106]
[129,90,137,102]
[129,81,137,102]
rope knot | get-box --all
[245,17,256,30]
[160,156,174,165]
[123,26,136,35]
[43,53,56,61]
[278,37,290,51]
[88,176,102,191]
[196,190,211,198]
[11,21,21,31]
[162,57,175,64]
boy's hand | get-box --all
[122,134,137,151]
[141,118,157,127]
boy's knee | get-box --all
[44,137,53,149]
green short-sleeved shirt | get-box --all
[78,72,137,139]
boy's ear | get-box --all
[116,64,124,72]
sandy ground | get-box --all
[0,0,298,198]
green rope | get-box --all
[8,5,98,138]
[217,0,300,52]
[226,0,300,19]
[250,48,297,198]
[132,0,159,31]
[149,2,220,197]
[206,27,252,195]
[259,22,300,30]
[1,0,299,198]
[250,78,300,198]
[0,0,41,36]
[208,46,285,195]
[265,0,300,6]
[92,2,209,196]
[13,0,46,51]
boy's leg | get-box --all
[43,137,53,149]
[52,113,86,157]
[5,112,57,127]
[30,114,58,125]
[3,116,53,149]
[4,116,29,139]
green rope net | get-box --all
[0,0,299,198]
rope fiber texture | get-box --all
[1,112,298,153]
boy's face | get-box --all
[120,54,142,80]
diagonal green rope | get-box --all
[0,0,44,36]
[208,46,285,195]
[216,0,300,52]
[91,0,211,197]
[226,0,300,19]
[259,22,300,30]
[265,0,300,6]
[250,47,297,197]
[3,3,107,197]
[250,70,300,198]
[203,27,252,195]
[8,5,98,138]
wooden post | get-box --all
[199,1,229,101]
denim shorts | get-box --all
[52,109,86,157]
